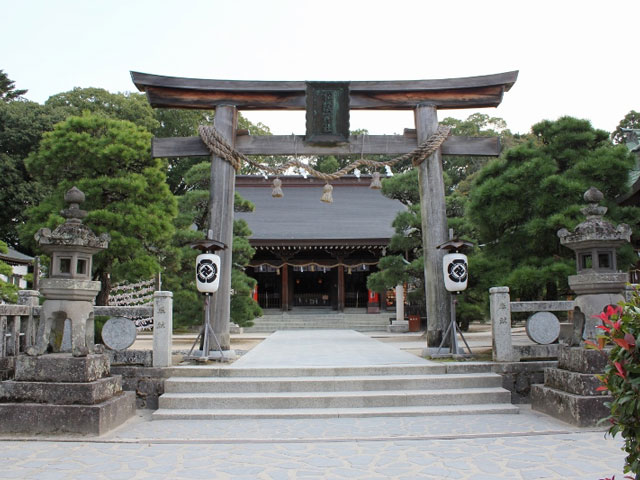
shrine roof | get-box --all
[0,247,33,266]
[235,176,406,245]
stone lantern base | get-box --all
[531,346,611,427]
[568,272,628,341]
[0,354,135,435]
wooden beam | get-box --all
[152,135,500,158]
[131,71,518,111]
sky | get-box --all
[3,0,639,136]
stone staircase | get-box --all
[153,364,518,420]
[245,310,393,333]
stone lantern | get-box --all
[27,187,110,357]
[557,186,631,341]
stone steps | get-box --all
[247,326,390,332]
[245,313,392,333]
[158,387,511,410]
[164,372,503,393]
[164,364,447,377]
[154,365,517,420]
[153,403,518,420]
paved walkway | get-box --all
[0,330,630,479]
[230,330,437,368]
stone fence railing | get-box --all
[490,284,638,362]
[490,287,575,362]
[0,290,173,369]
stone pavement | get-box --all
[0,407,627,479]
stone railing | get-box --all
[490,287,575,362]
[0,291,40,364]
[0,290,173,368]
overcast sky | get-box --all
[3,0,638,136]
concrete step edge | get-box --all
[164,365,448,377]
[152,403,520,420]
[161,386,508,398]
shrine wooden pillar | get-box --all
[416,104,451,347]
[281,264,289,311]
[208,105,237,350]
[337,264,345,312]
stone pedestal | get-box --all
[0,354,135,435]
[531,346,611,427]
[569,272,627,341]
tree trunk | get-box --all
[96,271,111,306]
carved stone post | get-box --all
[395,284,405,323]
[490,287,514,361]
[208,105,237,350]
[415,104,451,346]
[152,291,173,367]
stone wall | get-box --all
[108,349,169,409]
[445,360,556,404]
[110,365,170,410]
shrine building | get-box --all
[235,175,406,312]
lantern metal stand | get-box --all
[433,234,474,357]
[185,238,228,362]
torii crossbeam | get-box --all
[132,71,517,349]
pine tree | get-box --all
[19,113,177,304]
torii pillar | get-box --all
[416,105,450,346]
[208,105,237,349]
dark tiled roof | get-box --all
[235,177,406,243]
[0,247,34,265]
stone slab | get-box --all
[558,346,608,374]
[108,349,153,366]
[15,353,110,383]
[513,343,559,360]
[530,384,611,427]
[0,391,135,435]
[0,376,122,405]
[102,316,137,351]
[544,368,605,397]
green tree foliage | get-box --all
[45,87,159,133]
[367,169,426,309]
[19,113,177,304]
[467,116,638,302]
[166,154,262,329]
[368,115,514,323]
[612,110,640,145]
[0,99,67,246]
[0,70,27,102]
[0,240,18,303]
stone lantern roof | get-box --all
[557,187,631,250]
[35,186,110,253]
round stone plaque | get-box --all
[526,311,560,345]
[102,316,137,351]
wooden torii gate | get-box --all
[132,71,518,349]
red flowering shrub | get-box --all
[587,290,640,478]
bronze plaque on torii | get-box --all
[305,81,350,145]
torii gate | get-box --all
[132,71,518,349]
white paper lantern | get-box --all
[196,253,221,293]
[443,253,468,292]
